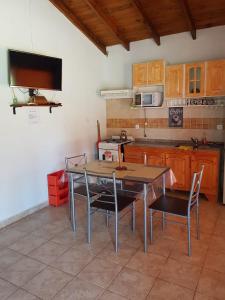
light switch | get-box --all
[217,124,223,130]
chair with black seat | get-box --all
[122,152,148,194]
[149,165,204,256]
[65,154,87,198]
[84,169,136,252]
[65,154,112,229]
[65,153,110,197]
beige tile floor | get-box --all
[0,196,225,299]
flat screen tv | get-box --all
[8,49,62,95]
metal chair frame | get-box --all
[121,152,147,194]
[65,153,91,230]
[84,169,136,252]
[65,153,88,192]
[65,153,87,170]
[149,165,204,256]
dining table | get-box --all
[66,160,171,252]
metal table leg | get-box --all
[162,173,166,195]
[143,183,148,252]
[70,173,76,232]
[162,173,166,230]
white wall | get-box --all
[102,25,225,89]
[0,0,107,225]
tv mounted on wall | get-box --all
[8,49,62,96]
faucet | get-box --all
[191,138,199,149]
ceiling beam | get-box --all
[130,0,160,46]
[179,0,196,39]
[49,0,107,55]
[84,0,130,51]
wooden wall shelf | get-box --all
[10,103,62,114]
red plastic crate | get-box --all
[47,170,68,186]
[47,170,69,207]
[48,192,68,207]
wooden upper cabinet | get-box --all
[206,60,225,96]
[147,60,165,85]
[165,64,184,98]
[133,60,165,87]
[185,62,205,97]
[133,63,148,86]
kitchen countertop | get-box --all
[125,139,223,151]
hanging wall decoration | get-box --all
[169,107,183,128]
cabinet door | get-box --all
[133,63,148,86]
[165,65,184,98]
[147,60,165,85]
[165,153,190,190]
[147,153,165,167]
[124,146,146,163]
[206,60,225,96]
[125,154,144,164]
[185,63,205,97]
[191,153,219,201]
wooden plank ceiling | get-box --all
[49,0,225,55]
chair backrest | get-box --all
[188,165,204,210]
[65,153,87,170]
[84,169,118,210]
[65,153,88,185]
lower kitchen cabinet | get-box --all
[147,151,165,167]
[191,151,220,202]
[124,146,146,164]
[124,145,220,202]
[124,147,165,166]
[125,153,144,164]
[165,153,190,190]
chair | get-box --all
[65,153,111,197]
[122,152,148,194]
[84,169,137,252]
[149,165,204,256]
[65,154,113,229]
[65,154,87,196]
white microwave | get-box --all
[133,92,163,107]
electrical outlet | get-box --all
[135,124,139,129]
[217,124,223,130]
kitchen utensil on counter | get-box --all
[202,133,208,145]
[191,137,199,149]
[120,130,127,141]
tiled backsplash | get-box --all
[107,118,225,129]
[106,99,225,142]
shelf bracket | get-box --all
[10,103,62,114]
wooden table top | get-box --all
[67,160,170,184]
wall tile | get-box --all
[106,99,225,142]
